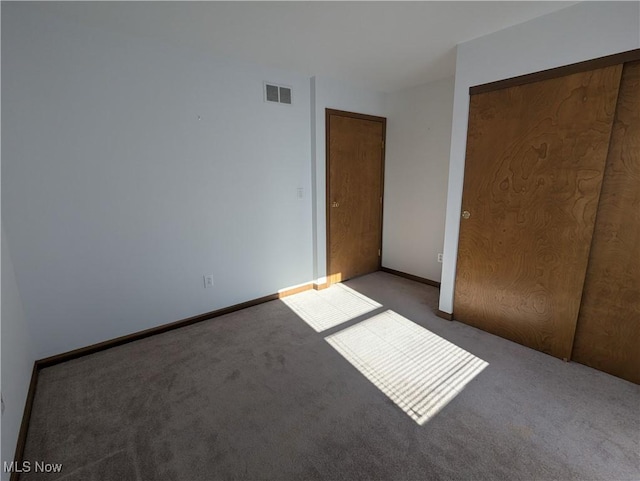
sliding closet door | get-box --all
[572,61,640,383]
[454,65,622,360]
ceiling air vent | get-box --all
[264,82,292,105]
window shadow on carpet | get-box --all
[283,283,488,425]
[281,284,382,332]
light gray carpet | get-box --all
[22,272,640,480]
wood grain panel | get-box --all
[454,65,623,360]
[327,112,385,284]
[572,61,640,384]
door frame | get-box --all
[325,108,387,286]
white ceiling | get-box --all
[43,1,577,92]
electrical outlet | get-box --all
[1,394,4,415]
[204,275,214,288]
[297,187,304,199]
[437,253,443,263]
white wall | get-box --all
[2,3,313,358]
[310,76,386,283]
[439,1,640,314]
[1,227,37,478]
[382,77,453,282]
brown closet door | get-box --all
[454,65,622,360]
[572,61,640,384]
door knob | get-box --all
[462,210,471,219]
[332,201,340,208]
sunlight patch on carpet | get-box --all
[281,284,381,332]
[325,310,488,425]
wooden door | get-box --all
[327,109,385,284]
[572,61,640,383]
[454,65,623,360]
